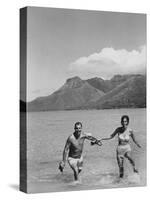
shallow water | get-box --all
[26,108,146,193]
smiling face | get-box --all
[122,118,128,127]
[74,123,82,137]
[121,116,129,128]
[75,124,82,132]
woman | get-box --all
[94,115,141,178]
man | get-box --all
[59,122,101,183]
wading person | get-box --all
[94,115,141,178]
[59,122,101,183]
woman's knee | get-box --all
[125,153,135,165]
[125,152,132,160]
[117,154,123,162]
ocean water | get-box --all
[26,108,146,193]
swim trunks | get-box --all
[68,156,83,170]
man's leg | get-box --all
[77,157,83,174]
[72,167,79,181]
[68,158,79,181]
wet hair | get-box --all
[121,115,129,125]
[74,122,82,129]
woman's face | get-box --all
[122,117,129,127]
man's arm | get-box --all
[62,137,71,163]
[130,131,141,148]
[59,137,71,172]
[84,132,97,141]
[83,133,102,146]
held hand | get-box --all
[91,140,97,145]
[97,140,102,146]
[91,139,102,146]
[59,161,65,172]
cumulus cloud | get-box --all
[69,45,146,79]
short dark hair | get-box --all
[74,122,82,129]
[121,115,129,125]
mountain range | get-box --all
[27,74,146,111]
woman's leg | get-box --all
[124,152,138,173]
[116,152,124,178]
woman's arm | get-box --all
[91,128,118,146]
[100,128,118,141]
[130,131,141,148]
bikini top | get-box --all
[118,128,131,143]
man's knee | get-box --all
[70,165,78,172]
[77,162,83,170]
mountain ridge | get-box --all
[27,74,146,111]
[28,76,105,111]
[86,75,146,109]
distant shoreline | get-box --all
[23,107,146,113]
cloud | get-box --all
[69,45,146,79]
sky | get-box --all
[26,7,146,101]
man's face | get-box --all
[74,124,82,134]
